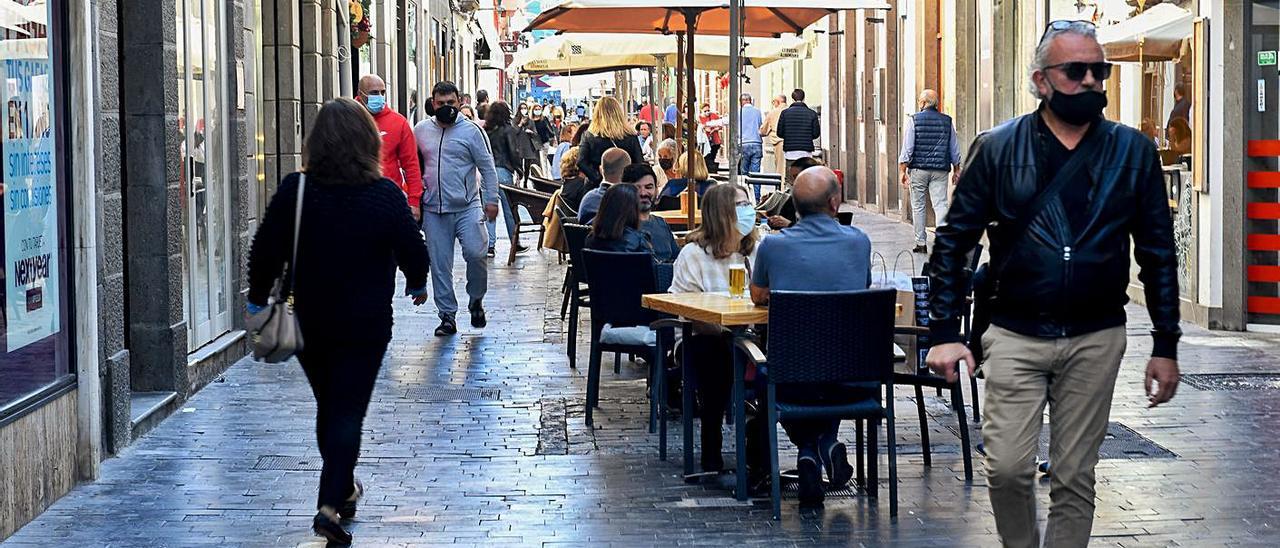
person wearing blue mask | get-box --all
[359,74,422,221]
[670,183,763,476]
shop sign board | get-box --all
[1260,51,1277,67]
[2,58,60,351]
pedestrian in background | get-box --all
[926,21,1181,548]
[699,103,723,173]
[577,96,646,187]
[247,98,430,546]
[738,93,765,197]
[897,89,961,254]
[777,89,821,185]
[357,74,421,221]
[414,81,500,337]
[483,101,525,258]
[551,123,576,180]
[760,94,788,175]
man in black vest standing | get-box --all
[898,89,962,254]
[776,88,820,186]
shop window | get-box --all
[176,0,234,350]
[0,0,72,414]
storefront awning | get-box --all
[476,14,507,71]
[1097,3,1194,62]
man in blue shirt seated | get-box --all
[622,163,679,263]
[749,165,873,506]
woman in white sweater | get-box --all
[670,183,761,473]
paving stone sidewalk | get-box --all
[6,207,1280,547]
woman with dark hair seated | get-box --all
[585,184,652,254]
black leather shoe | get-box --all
[912,244,928,254]
[797,457,824,506]
[487,246,496,257]
[469,301,487,328]
[313,512,353,545]
[339,479,363,520]
[435,317,458,336]
[825,443,854,488]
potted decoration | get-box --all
[350,0,372,49]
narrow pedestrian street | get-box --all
[2,208,1277,547]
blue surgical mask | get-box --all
[735,205,757,237]
[366,94,386,114]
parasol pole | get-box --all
[676,31,686,157]
[649,64,659,161]
[727,0,741,185]
[684,9,698,228]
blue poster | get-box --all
[3,58,59,352]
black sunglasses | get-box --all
[1044,61,1113,82]
[1039,19,1097,44]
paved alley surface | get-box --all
[6,207,1280,547]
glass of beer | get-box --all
[728,264,747,299]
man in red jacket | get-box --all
[359,74,422,221]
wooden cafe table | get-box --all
[641,292,764,500]
[652,209,702,228]
[642,292,909,500]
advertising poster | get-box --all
[3,58,59,352]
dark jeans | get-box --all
[687,332,768,473]
[758,383,853,462]
[705,144,721,174]
[298,340,388,509]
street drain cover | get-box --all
[253,455,323,471]
[403,387,501,401]
[945,421,1175,460]
[1182,373,1280,391]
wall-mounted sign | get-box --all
[1261,79,1267,113]
[1260,51,1278,67]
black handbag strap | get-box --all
[990,121,1105,285]
[288,174,305,296]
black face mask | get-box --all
[659,158,675,170]
[1046,84,1107,126]
[435,105,459,125]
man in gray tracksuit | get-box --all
[414,81,500,336]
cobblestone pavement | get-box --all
[7,208,1280,547]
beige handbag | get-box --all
[249,174,306,362]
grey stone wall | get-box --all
[91,0,129,453]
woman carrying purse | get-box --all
[246,98,430,546]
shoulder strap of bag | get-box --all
[290,174,305,294]
[991,121,1106,283]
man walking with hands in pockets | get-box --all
[925,21,1181,548]
[415,81,500,336]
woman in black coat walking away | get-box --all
[577,95,646,187]
[246,98,430,546]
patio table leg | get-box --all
[730,331,748,501]
[681,323,696,479]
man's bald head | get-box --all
[601,147,630,183]
[358,74,386,95]
[792,166,841,218]
[919,89,939,110]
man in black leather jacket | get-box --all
[924,22,1181,548]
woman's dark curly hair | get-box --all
[302,97,382,185]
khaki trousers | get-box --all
[979,325,1127,548]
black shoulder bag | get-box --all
[968,123,1105,366]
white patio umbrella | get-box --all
[507,32,811,76]
[1097,3,1194,62]
[526,0,892,229]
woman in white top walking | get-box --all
[670,184,762,474]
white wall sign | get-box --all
[1261,79,1267,113]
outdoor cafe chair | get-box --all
[529,175,563,194]
[499,184,552,266]
[735,289,901,520]
[562,223,592,369]
[580,250,683,460]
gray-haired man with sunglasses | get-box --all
[925,21,1181,548]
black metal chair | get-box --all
[580,250,681,460]
[837,211,854,226]
[529,175,562,194]
[737,289,901,520]
[562,224,592,370]
[653,195,682,212]
[499,184,552,266]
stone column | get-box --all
[120,0,189,394]
[953,0,978,155]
